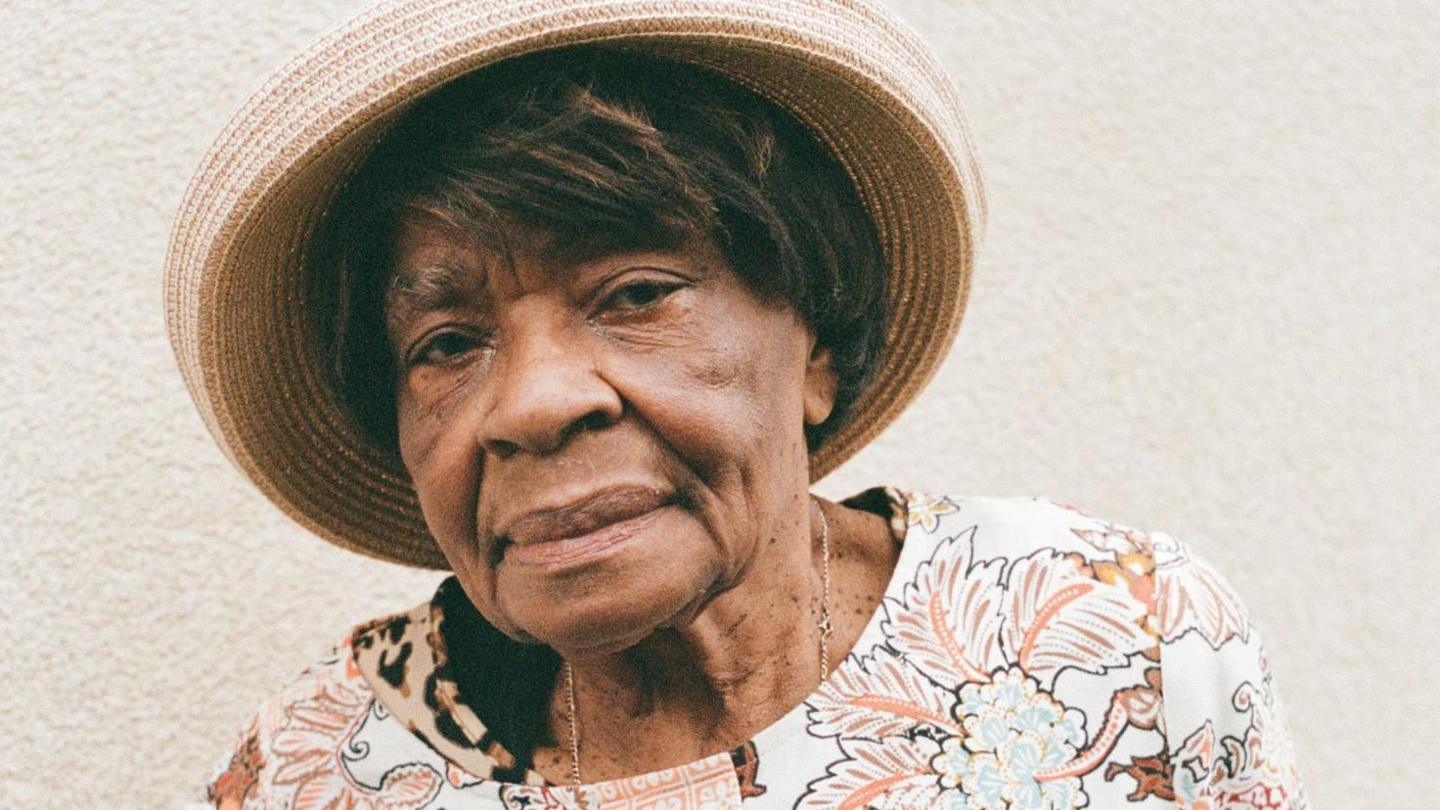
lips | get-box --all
[496,484,672,567]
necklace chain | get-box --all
[562,497,833,789]
[564,655,582,787]
[817,500,833,681]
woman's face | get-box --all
[386,217,837,655]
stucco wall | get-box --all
[3,0,1435,805]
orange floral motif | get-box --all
[800,495,1304,809]
[207,721,264,806]
[803,519,1158,808]
[269,675,442,809]
[1171,658,1304,809]
[1104,752,1176,801]
[904,493,962,533]
[1071,525,1250,649]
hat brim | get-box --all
[165,0,985,569]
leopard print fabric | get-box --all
[351,599,541,782]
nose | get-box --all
[476,310,622,458]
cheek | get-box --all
[395,386,486,569]
[613,304,810,477]
[702,307,810,426]
[398,398,523,637]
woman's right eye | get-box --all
[410,331,482,366]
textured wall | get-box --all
[3,0,1434,806]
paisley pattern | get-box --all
[201,489,1306,808]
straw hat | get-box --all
[164,0,985,569]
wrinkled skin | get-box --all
[385,216,894,781]
[387,217,835,653]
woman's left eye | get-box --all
[599,280,682,312]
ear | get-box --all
[802,339,839,427]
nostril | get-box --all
[576,409,614,434]
[485,438,520,459]
[556,407,619,447]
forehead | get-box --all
[390,217,486,273]
[390,215,698,278]
[384,220,491,323]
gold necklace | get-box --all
[562,499,833,788]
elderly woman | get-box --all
[170,1,1306,808]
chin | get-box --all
[500,565,711,655]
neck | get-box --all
[560,497,829,774]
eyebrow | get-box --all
[385,261,483,325]
[384,230,694,324]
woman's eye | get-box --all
[601,280,680,312]
[411,331,481,366]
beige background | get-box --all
[3,0,1435,806]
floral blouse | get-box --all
[203,488,1307,808]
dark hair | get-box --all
[313,44,888,458]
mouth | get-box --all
[496,484,673,568]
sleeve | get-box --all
[201,708,266,809]
[196,635,353,808]
[1150,532,1309,808]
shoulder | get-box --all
[805,491,1308,806]
[204,630,374,806]
[896,490,1183,570]
[883,489,1308,805]
[921,492,1264,653]
[892,489,1264,657]
[880,491,1174,687]
[204,605,446,808]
